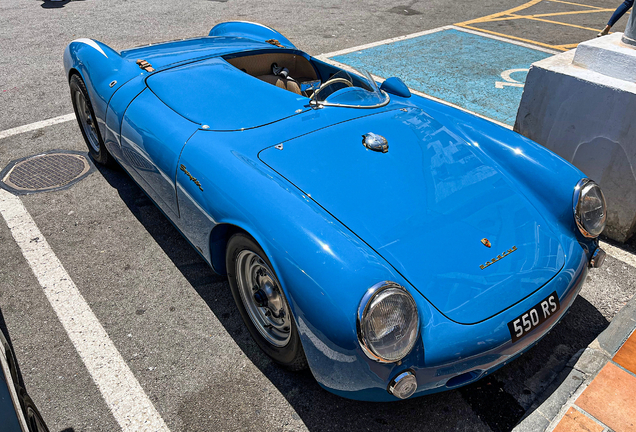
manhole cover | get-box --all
[0,150,95,195]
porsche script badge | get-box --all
[480,246,517,270]
[180,164,203,191]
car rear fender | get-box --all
[64,39,142,141]
[209,21,296,48]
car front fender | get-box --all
[175,129,420,391]
[411,96,601,262]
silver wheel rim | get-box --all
[75,90,100,153]
[236,250,291,347]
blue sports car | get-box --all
[64,22,607,401]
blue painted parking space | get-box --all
[330,28,552,126]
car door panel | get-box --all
[120,89,199,219]
[173,130,218,264]
[104,75,147,163]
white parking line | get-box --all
[0,189,170,432]
[316,24,552,131]
[316,56,514,130]
[317,25,456,58]
[0,114,75,141]
[316,54,512,130]
[316,24,563,131]
[600,241,636,269]
[318,25,558,59]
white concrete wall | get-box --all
[515,40,636,242]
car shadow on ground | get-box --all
[40,0,84,9]
[96,164,609,432]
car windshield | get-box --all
[310,69,389,108]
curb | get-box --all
[513,294,636,432]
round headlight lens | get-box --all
[357,282,419,363]
[574,180,607,238]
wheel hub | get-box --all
[253,289,268,308]
[236,250,292,347]
[254,277,284,317]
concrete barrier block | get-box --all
[573,33,636,82]
[515,38,636,242]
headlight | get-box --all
[573,179,607,238]
[357,282,419,363]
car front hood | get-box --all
[259,107,565,324]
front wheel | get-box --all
[226,233,307,371]
[69,74,112,166]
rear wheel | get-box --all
[69,74,112,166]
[226,233,307,371]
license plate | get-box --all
[507,292,560,343]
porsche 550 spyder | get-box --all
[64,22,607,401]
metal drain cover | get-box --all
[0,150,95,195]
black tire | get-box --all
[19,390,50,432]
[69,74,113,166]
[226,233,308,371]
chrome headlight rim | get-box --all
[356,281,420,364]
[573,178,607,238]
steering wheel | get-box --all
[313,77,353,100]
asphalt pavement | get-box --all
[1,1,635,431]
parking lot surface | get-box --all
[1,1,635,431]
[327,27,553,125]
